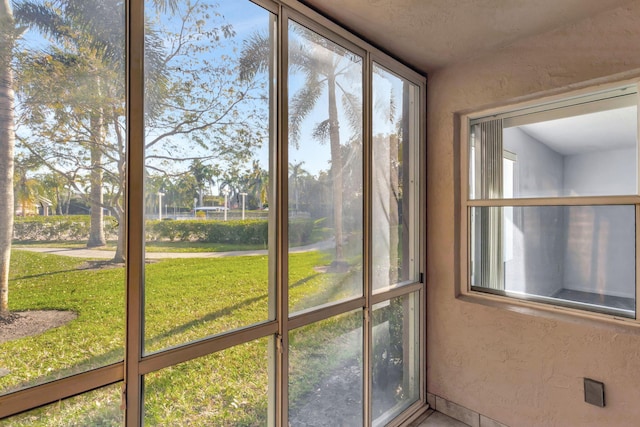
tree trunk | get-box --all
[111,106,126,263]
[389,133,400,285]
[112,207,125,263]
[327,74,344,262]
[87,112,106,247]
[0,0,15,316]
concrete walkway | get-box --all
[15,239,335,259]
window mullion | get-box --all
[125,0,145,425]
[636,204,640,323]
[278,6,290,427]
[363,51,373,427]
[467,195,640,207]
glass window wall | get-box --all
[0,1,424,425]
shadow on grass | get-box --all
[11,260,122,281]
[11,268,87,281]
[3,268,337,404]
[144,272,322,351]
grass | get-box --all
[12,240,268,253]
[145,241,268,253]
[12,238,324,253]
[1,252,125,392]
[0,245,361,425]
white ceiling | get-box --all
[300,0,633,73]
[518,106,638,156]
[300,0,638,154]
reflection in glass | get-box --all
[471,205,636,317]
[289,311,363,426]
[469,97,638,199]
[372,293,420,425]
[1,383,123,426]
[143,1,275,353]
[144,338,271,426]
[287,21,363,314]
[2,0,125,396]
[372,64,419,292]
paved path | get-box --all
[14,239,335,259]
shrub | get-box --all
[146,219,271,245]
[289,219,314,246]
[13,216,317,247]
[13,215,118,241]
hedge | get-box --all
[13,216,316,246]
[146,218,315,246]
[146,219,268,244]
[13,215,119,241]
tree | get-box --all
[13,0,128,251]
[0,0,17,317]
[14,0,267,263]
[245,160,268,209]
[13,154,42,215]
[0,0,269,320]
[289,161,309,213]
[169,173,198,212]
[190,159,218,207]
[39,171,73,215]
[240,23,362,262]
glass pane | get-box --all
[3,0,125,396]
[0,382,123,426]
[289,310,363,426]
[287,21,363,314]
[372,293,420,424]
[143,337,271,426]
[372,64,420,292]
[143,1,275,353]
[470,205,636,317]
[469,94,638,199]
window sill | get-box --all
[457,290,640,335]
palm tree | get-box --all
[190,159,218,208]
[0,0,17,317]
[289,160,309,213]
[13,0,127,249]
[240,24,362,261]
[246,160,268,209]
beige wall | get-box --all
[427,2,640,426]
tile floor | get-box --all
[414,410,470,427]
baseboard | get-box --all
[426,393,508,427]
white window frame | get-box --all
[459,79,640,326]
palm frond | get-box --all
[238,31,272,82]
[149,0,180,14]
[312,119,330,142]
[13,1,73,41]
[341,91,362,138]
[288,77,323,146]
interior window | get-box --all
[467,86,638,318]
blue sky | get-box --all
[14,0,401,192]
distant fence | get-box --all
[151,210,269,221]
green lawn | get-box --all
[11,240,269,253]
[0,247,358,425]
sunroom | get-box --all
[4,0,640,426]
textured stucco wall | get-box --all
[427,2,640,426]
